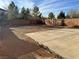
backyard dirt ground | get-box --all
[10,25,62,59]
[0,24,63,59]
[25,27,79,59]
[10,25,79,59]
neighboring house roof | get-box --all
[0,8,7,12]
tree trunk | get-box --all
[61,19,65,26]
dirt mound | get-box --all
[65,19,79,28]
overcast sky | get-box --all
[0,0,79,16]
